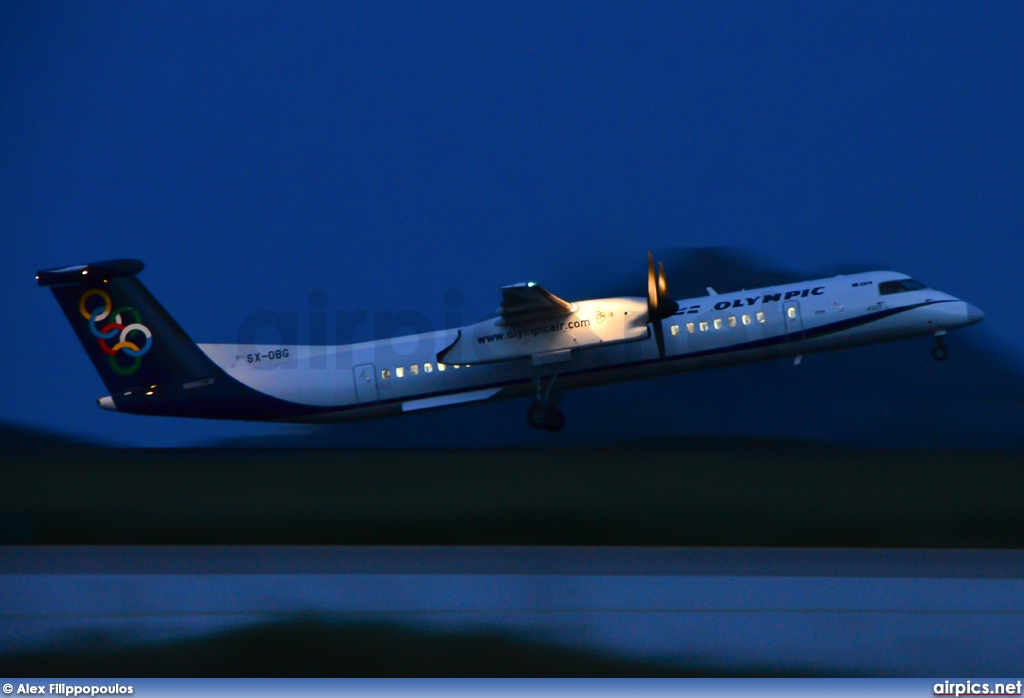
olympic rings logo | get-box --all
[79,289,153,376]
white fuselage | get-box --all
[195,271,982,423]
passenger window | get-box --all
[699,321,709,332]
[713,318,723,330]
[686,322,695,334]
[670,325,679,336]
[424,363,433,373]
[742,314,751,325]
[381,369,391,380]
[437,363,446,371]
[410,364,419,376]
[728,316,737,328]
[787,306,797,319]
[756,312,766,323]
[395,367,404,378]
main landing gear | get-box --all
[527,374,565,432]
[932,333,949,362]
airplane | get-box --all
[37,254,984,432]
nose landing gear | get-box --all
[527,374,565,432]
[932,335,949,362]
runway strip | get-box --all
[3,546,1023,675]
[4,545,1024,576]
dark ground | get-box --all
[0,617,812,677]
[2,424,1021,547]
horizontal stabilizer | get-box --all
[36,259,144,287]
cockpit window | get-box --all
[879,279,927,295]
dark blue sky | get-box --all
[4,2,1022,446]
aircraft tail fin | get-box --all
[37,259,220,398]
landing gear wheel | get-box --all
[527,401,549,429]
[932,338,948,362]
[527,373,566,432]
[526,402,565,432]
[543,408,565,433]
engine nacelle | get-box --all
[439,297,651,366]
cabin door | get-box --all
[352,363,379,403]
[783,300,805,342]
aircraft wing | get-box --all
[498,283,576,326]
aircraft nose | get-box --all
[965,302,985,325]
